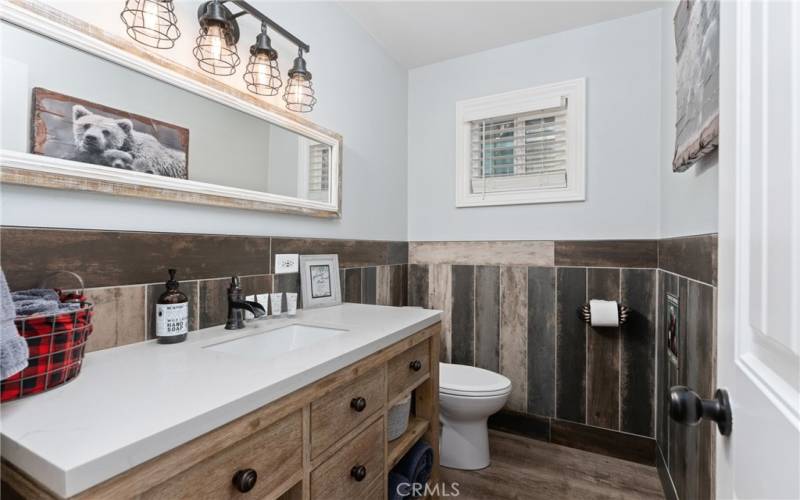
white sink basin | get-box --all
[204,324,347,361]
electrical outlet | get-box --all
[275,254,299,274]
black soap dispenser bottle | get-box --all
[156,269,189,344]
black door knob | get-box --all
[350,397,367,412]
[669,386,732,436]
[350,465,367,482]
[232,468,258,493]
[409,360,422,372]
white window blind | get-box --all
[469,99,568,195]
[308,144,330,193]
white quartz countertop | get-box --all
[0,304,441,498]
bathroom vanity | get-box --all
[0,304,441,499]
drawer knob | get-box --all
[409,360,422,372]
[350,465,367,482]
[232,468,257,493]
[350,397,367,412]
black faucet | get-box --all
[225,276,266,330]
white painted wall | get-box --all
[407,10,662,241]
[0,1,408,240]
[658,2,719,238]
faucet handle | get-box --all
[228,276,241,291]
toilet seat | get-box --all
[439,363,511,398]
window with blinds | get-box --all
[470,101,568,195]
[308,144,330,193]
[455,78,585,207]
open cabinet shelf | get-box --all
[387,416,430,469]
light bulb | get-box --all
[142,0,160,31]
[255,54,270,85]
[206,24,225,61]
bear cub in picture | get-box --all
[71,105,187,178]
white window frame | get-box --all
[455,78,586,207]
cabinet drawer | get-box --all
[311,366,385,458]
[142,411,302,500]
[310,418,385,500]
[388,339,430,401]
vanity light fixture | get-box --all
[283,49,316,113]
[121,0,315,111]
[192,0,242,76]
[243,23,281,96]
[120,0,181,49]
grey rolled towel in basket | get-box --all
[0,271,29,380]
[393,441,434,497]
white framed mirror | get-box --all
[0,0,342,218]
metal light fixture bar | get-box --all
[226,0,310,53]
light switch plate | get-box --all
[275,254,299,274]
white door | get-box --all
[717,1,800,499]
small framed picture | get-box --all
[299,254,342,309]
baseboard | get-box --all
[488,410,656,467]
[656,445,679,500]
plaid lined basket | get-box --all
[1,274,94,402]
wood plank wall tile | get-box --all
[0,227,270,290]
[658,234,717,286]
[586,268,621,430]
[474,266,500,372]
[500,266,528,412]
[344,268,362,303]
[428,264,453,362]
[682,280,716,500]
[389,264,408,307]
[669,277,689,500]
[409,241,554,267]
[621,269,656,437]
[550,419,656,466]
[146,280,200,339]
[274,272,301,310]
[407,264,429,308]
[556,267,587,423]
[270,238,407,269]
[198,278,229,329]
[376,266,391,306]
[656,271,669,457]
[555,240,658,268]
[361,267,377,305]
[451,265,475,366]
[527,267,556,417]
[84,285,147,352]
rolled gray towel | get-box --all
[12,289,59,302]
[1,271,29,379]
[14,299,60,317]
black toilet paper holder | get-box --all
[577,302,631,326]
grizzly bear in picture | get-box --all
[31,88,189,180]
[71,105,187,178]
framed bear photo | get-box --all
[30,88,189,179]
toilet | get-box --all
[439,363,512,470]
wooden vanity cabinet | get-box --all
[1,322,441,500]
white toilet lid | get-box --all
[439,363,511,397]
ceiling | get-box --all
[338,1,663,69]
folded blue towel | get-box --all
[388,471,410,500]
[1,271,29,380]
[394,441,433,497]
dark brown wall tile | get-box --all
[656,271,669,454]
[474,266,500,372]
[1,227,269,290]
[146,280,199,339]
[621,269,656,437]
[555,240,658,268]
[362,267,377,305]
[451,265,475,366]
[586,268,621,430]
[270,238,407,269]
[658,234,717,285]
[389,264,408,307]
[527,266,556,417]
[198,278,228,329]
[556,267,587,423]
[550,419,656,466]
[488,410,550,443]
[407,264,429,308]
[274,272,301,310]
[345,268,362,303]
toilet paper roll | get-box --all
[589,299,619,327]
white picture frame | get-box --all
[299,255,342,309]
